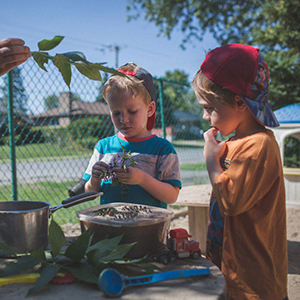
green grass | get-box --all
[180,162,206,171]
[0,181,101,226]
[0,140,206,226]
[0,143,89,163]
[173,140,205,149]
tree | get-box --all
[127,0,300,108]
[44,94,59,110]
[0,66,28,112]
[159,69,200,114]
[155,69,205,130]
[44,92,82,111]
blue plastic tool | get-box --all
[98,267,211,297]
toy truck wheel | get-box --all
[191,251,200,259]
[160,255,169,265]
[168,253,177,263]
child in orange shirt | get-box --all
[192,44,288,300]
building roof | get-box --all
[274,104,300,123]
[30,100,110,118]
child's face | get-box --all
[107,90,155,139]
[197,94,242,137]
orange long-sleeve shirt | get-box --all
[213,129,288,300]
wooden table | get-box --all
[0,255,225,299]
[176,184,212,255]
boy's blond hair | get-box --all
[101,63,152,105]
[191,69,237,107]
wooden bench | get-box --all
[175,184,211,255]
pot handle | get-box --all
[50,191,103,215]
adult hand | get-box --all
[0,38,31,76]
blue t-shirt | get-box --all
[82,133,181,208]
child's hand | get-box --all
[203,128,226,163]
[91,161,110,182]
[203,128,226,185]
[112,166,143,186]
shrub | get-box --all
[284,136,300,168]
[13,126,45,145]
[66,117,112,141]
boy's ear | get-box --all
[147,101,156,117]
[235,95,247,110]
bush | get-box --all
[66,117,112,141]
[284,136,300,168]
[14,126,45,145]
[78,137,100,150]
[0,122,8,137]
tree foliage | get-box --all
[44,94,59,110]
[159,69,200,114]
[127,0,300,108]
[155,69,205,130]
[0,67,28,112]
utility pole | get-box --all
[95,44,126,68]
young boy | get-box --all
[191,44,288,300]
[83,63,181,208]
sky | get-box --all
[1,0,219,82]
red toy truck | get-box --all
[153,228,201,264]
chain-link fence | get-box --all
[0,58,208,224]
[1,58,299,224]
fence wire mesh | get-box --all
[0,58,209,224]
[1,58,299,224]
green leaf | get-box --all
[119,141,126,151]
[86,235,135,268]
[26,263,60,297]
[98,243,136,262]
[91,64,127,77]
[31,51,49,71]
[130,152,139,157]
[87,235,123,254]
[86,235,123,267]
[52,54,72,89]
[64,261,99,284]
[0,242,21,256]
[62,51,87,63]
[75,63,102,81]
[48,219,66,258]
[0,256,41,277]
[64,230,91,262]
[38,35,64,51]
[30,246,46,261]
[0,242,10,251]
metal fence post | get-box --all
[7,70,18,200]
[158,79,166,139]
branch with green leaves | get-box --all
[0,219,155,296]
[31,36,126,89]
